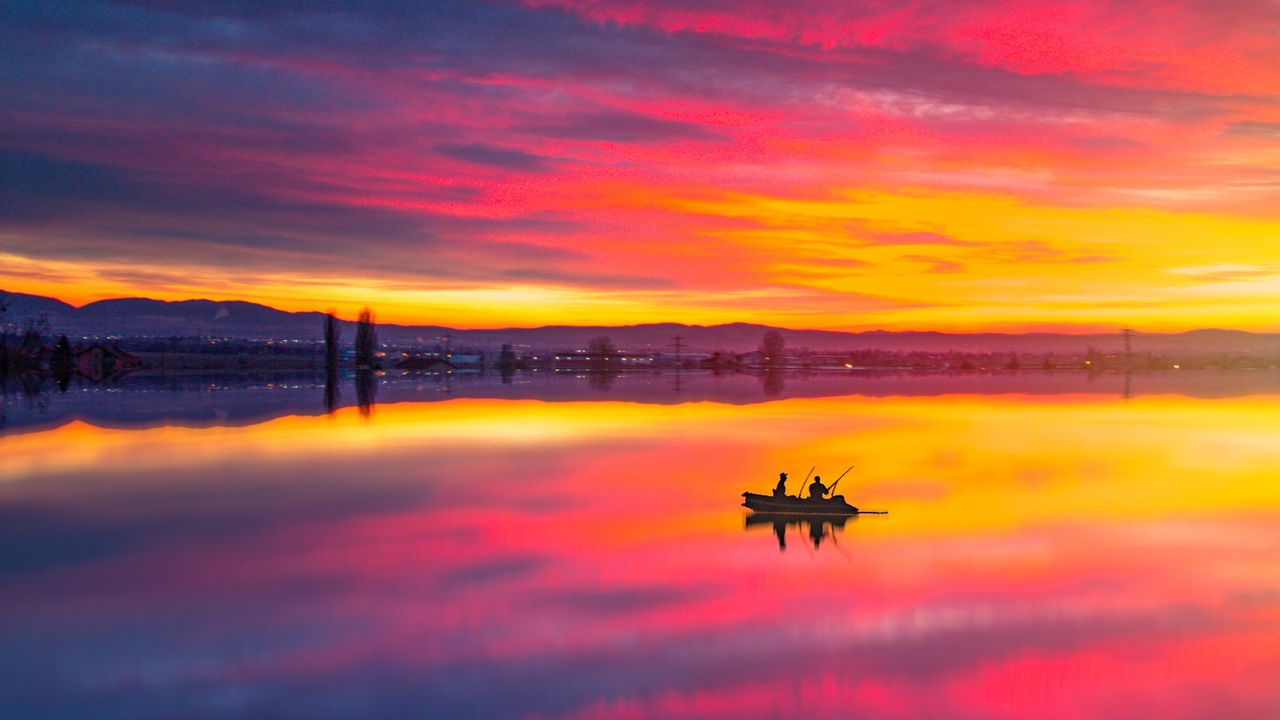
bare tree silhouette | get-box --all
[588,335,617,370]
[51,335,73,390]
[324,309,340,369]
[0,297,8,379]
[323,309,341,413]
[760,330,785,367]
[355,308,378,370]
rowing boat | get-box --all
[741,491,859,515]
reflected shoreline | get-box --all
[5,366,1280,435]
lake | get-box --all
[3,370,1279,718]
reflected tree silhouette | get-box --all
[356,369,377,417]
[324,371,340,414]
[16,374,49,412]
[323,310,341,414]
[51,336,73,391]
[760,368,786,397]
[587,371,616,393]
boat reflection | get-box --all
[745,512,865,554]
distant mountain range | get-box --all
[4,289,1279,355]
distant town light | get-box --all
[1173,364,1181,369]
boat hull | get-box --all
[741,491,859,515]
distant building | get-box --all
[449,353,484,368]
[74,343,141,380]
[549,350,658,369]
[499,344,517,367]
[395,356,454,371]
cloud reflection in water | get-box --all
[2,389,1279,718]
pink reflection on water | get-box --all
[2,395,1280,717]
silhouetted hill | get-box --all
[75,297,338,339]
[3,289,1279,355]
[0,291,76,323]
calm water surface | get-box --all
[3,374,1279,718]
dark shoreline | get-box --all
[5,367,1280,437]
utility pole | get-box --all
[1122,328,1135,399]
[669,334,684,367]
[669,334,685,394]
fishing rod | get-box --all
[798,465,815,498]
[828,465,855,495]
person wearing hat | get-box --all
[772,472,788,497]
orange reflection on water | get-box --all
[2,392,1279,717]
[12,393,1280,520]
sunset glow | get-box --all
[4,2,1280,329]
[6,392,1280,716]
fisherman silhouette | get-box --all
[808,475,829,500]
[773,472,788,497]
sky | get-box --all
[2,0,1279,331]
